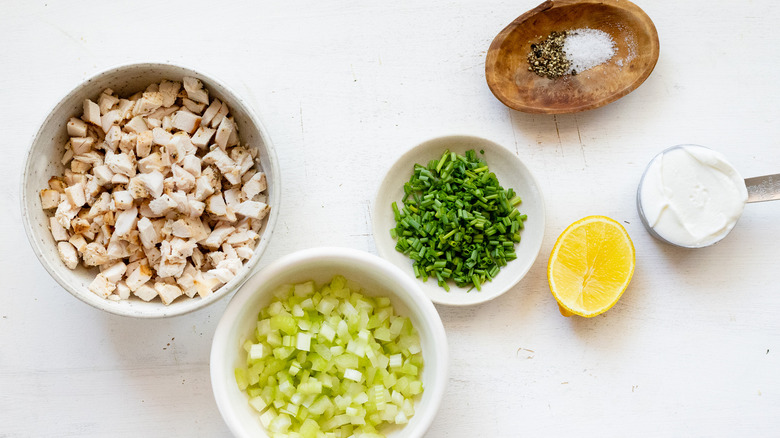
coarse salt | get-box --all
[563,28,616,74]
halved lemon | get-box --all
[547,216,635,317]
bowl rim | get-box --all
[371,134,547,306]
[19,61,282,318]
[210,246,449,438]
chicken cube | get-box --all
[57,241,79,269]
[236,201,269,220]
[158,80,181,107]
[155,282,183,305]
[242,172,267,199]
[89,273,116,298]
[115,281,131,300]
[132,91,163,116]
[98,92,119,115]
[67,117,88,137]
[105,151,136,177]
[171,110,202,134]
[113,206,138,237]
[133,283,158,301]
[112,190,134,210]
[214,117,234,150]
[82,242,110,266]
[101,261,127,283]
[68,233,88,253]
[40,189,61,209]
[101,110,123,135]
[125,262,153,291]
[181,98,206,114]
[183,77,209,104]
[49,216,69,241]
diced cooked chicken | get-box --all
[193,271,222,298]
[136,171,165,198]
[183,77,209,104]
[235,245,254,260]
[171,110,202,134]
[152,127,173,146]
[202,224,235,249]
[82,99,102,126]
[181,155,202,177]
[155,282,183,305]
[82,242,110,266]
[137,217,159,248]
[69,234,88,253]
[242,172,267,199]
[114,206,138,237]
[92,165,114,186]
[41,79,271,305]
[181,98,206,114]
[211,102,229,128]
[194,167,220,201]
[236,201,270,220]
[133,283,158,301]
[64,182,86,207]
[126,262,153,291]
[137,152,167,174]
[105,151,136,177]
[132,91,163,116]
[214,117,235,150]
[40,189,61,209]
[125,115,150,134]
[159,80,181,108]
[57,241,79,269]
[117,99,135,119]
[98,92,119,114]
[89,273,116,298]
[148,194,177,216]
[201,99,221,127]
[101,261,127,283]
[112,190,134,210]
[67,117,88,137]
[71,137,94,155]
[55,198,80,229]
[101,110,123,134]
[206,193,227,216]
[115,281,131,300]
[118,132,136,154]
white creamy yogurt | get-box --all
[638,145,748,248]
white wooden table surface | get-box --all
[2,1,779,436]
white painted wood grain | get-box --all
[1,0,779,436]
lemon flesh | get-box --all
[547,216,635,317]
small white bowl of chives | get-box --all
[372,135,546,306]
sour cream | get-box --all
[637,145,748,248]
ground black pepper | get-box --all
[527,31,573,79]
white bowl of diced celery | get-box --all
[210,247,448,438]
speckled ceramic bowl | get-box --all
[20,63,281,318]
[210,247,448,438]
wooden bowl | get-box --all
[485,0,659,114]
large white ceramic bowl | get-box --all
[20,63,281,318]
[210,247,448,438]
[373,135,546,306]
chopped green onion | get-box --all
[390,149,527,291]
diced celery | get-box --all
[296,333,312,351]
[249,396,268,413]
[271,313,298,335]
[294,281,315,297]
[235,368,248,390]
[234,276,425,436]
